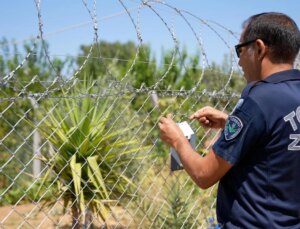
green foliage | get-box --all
[0,38,67,92]
[133,169,217,229]
[77,41,157,82]
[157,47,189,89]
[0,188,24,206]
[0,99,35,189]
[160,181,200,228]
[129,45,157,88]
[33,78,150,225]
[0,181,54,206]
[0,38,71,190]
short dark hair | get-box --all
[242,12,300,63]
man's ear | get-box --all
[255,39,267,61]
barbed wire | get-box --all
[1,0,242,87]
[0,87,239,103]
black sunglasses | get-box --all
[235,39,257,58]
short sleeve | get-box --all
[212,97,266,165]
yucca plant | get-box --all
[35,79,149,228]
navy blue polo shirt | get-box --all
[213,69,300,228]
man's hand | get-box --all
[158,114,188,148]
[189,106,228,129]
[158,113,232,189]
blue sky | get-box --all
[1,0,300,64]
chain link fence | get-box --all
[0,73,241,228]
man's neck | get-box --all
[260,60,293,80]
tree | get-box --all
[0,38,65,190]
[76,41,157,82]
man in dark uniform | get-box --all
[158,12,300,228]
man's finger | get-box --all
[190,109,207,119]
[166,113,173,119]
[189,112,198,119]
[158,122,162,129]
[159,116,166,124]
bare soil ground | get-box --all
[0,202,131,228]
[0,202,67,228]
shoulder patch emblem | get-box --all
[224,115,243,141]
